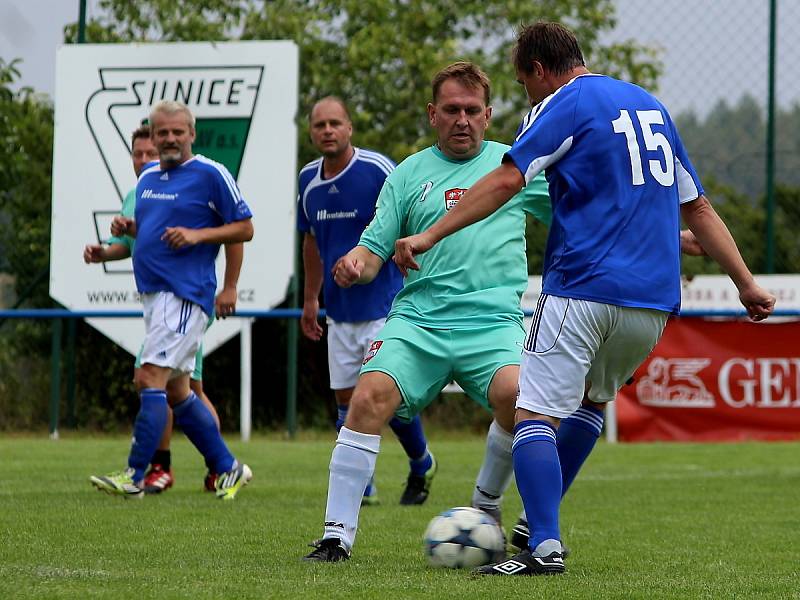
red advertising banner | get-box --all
[616,318,800,442]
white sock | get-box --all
[323,426,381,550]
[471,420,514,513]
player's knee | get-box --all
[346,388,395,433]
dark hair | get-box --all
[131,124,151,146]
[309,96,351,122]
[431,61,491,105]
[513,22,585,75]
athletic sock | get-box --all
[128,389,169,483]
[517,405,605,526]
[512,420,562,551]
[151,449,171,471]
[471,420,514,514]
[173,391,235,475]
[324,426,381,550]
[335,404,348,432]
[388,415,432,475]
[558,404,604,493]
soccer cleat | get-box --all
[214,463,252,500]
[303,538,350,562]
[361,482,379,506]
[89,468,144,499]
[473,549,565,576]
[143,464,174,495]
[399,454,437,505]
[203,471,217,492]
[509,518,570,558]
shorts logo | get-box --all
[362,340,383,365]
[444,188,467,210]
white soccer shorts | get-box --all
[140,291,209,377]
[326,317,386,390]
[517,294,668,418]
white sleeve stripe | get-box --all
[675,157,700,203]
[301,175,325,221]
[522,136,573,184]
[359,155,393,176]
[300,159,321,174]
[138,164,161,181]
[197,155,242,203]
[359,151,395,173]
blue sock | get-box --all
[389,415,432,476]
[558,405,604,494]
[513,420,562,552]
[335,404,348,432]
[128,389,169,483]
[173,391,235,474]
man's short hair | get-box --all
[149,100,196,129]
[309,96,351,122]
[431,61,491,105]
[131,124,151,147]
[513,22,585,75]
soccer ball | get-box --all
[423,506,506,569]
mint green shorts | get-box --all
[360,317,524,421]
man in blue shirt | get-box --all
[298,96,435,505]
[395,22,775,575]
[90,100,254,500]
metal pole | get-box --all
[49,318,63,440]
[78,0,87,43]
[240,319,252,442]
[285,273,299,438]
[765,0,777,273]
[65,319,77,427]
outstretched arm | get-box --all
[332,245,385,288]
[301,233,324,341]
[681,196,775,321]
[394,161,523,274]
[83,243,131,263]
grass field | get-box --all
[1,433,798,599]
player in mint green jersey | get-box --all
[304,62,551,562]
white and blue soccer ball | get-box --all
[423,506,506,569]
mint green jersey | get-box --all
[107,187,136,254]
[359,141,550,329]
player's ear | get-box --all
[427,103,436,126]
[485,105,493,125]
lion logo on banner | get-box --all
[636,357,715,408]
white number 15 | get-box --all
[611,109,675,187]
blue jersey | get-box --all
[297,147,402,322]
[505,74,703,314]
[134,155,253,317]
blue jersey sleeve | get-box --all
[296,173,312,234]
[210,165,252,222]
[668,119,704,203]
[505,84,580,184]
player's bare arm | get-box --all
[680,196,775,321]
[394,162,524,273]
[161,218,254,249]
[332,245,384,288]
[679,229,706,256]
[83,243,131,264]
[215,242,243,318]
[110,215,136,238]
[301,233,324,341]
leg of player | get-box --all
[167,374,251,501]
[471,365,517,525]
[89,364,172,498]
[143,406,176,495]
[333,387,380,505]
[304,372,402,562]
[190,377,222,492]
[510,395,606,552]
[391,413,436,506]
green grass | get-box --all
[1,434,798,599]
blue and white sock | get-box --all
[335,404,348,432]
[513,420,562,553]
[557,404,604,493]
[128,388,169,483]
[173,391,235,474]
[324,426,381,550]
[389,415,432,476]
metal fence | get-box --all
[608,0,800,274]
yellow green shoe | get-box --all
[89,468,144,499]
[215,463,253,500]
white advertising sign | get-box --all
[50,41,298,355]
